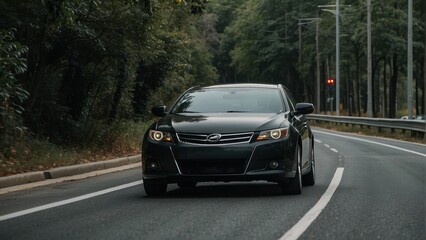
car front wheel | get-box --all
[302,146,315,186]
[281,145,302,195]
[143,178,167,197]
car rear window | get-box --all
[171,88,285,113]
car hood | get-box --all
[156,113,287,133]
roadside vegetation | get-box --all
[0,0,425,176]
[0,120,150,176]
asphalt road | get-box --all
[0,128,425,240]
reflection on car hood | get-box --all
[156,113,286,133]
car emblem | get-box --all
[206,133,221,142]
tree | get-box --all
[208,0,246,83]
[0,29,29,155]
[0,0,219,150]
[210,0,424,116]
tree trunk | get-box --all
[372,60,376,116]
[321,60,326,112]
[372,58,383,117]
[57,53,85,121]
[109,50,128,121]
[423,7,426,116]
[346,64,352,116]
[389,54,398,118]
[383,56,388,117]
[133,58,167,116]
[26,13,48,114]
[355,50,361,116]
[416,77,419,115]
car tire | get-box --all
[302,147,315,186]
[177,181,197,189]
[143,178,167,197]
[282,145,302,195]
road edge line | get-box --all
[0,180,143,222]
[279,167,344,240]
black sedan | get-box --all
[142,84,315,196]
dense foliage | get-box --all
[0,0,217,165]
[0,29,29,152]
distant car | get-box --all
[400,115,424,120]
[142,84,315,196]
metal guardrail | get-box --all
[307,114,426,136]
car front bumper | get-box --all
[142,137,297,183]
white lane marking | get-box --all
[330,148,338,153]
[314,139,322,144]
[324,144,330,148]
[0,180,143,222]
[313,130,426,158]
[279,167,345,240]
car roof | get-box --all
[194,83,280,91]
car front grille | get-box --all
[176,132,253,145]
[177,159,247,175]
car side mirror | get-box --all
[294,103,314,115]
[151,105,167,117]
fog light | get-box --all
[148,161,159,170]
[269,160,279,169]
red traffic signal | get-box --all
[326,78,335,85]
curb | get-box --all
[0,155,141,189]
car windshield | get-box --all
[171,87,285,113]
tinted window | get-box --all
[171,88,285,113]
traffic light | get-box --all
[326,78,335,85]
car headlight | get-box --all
[149,130,173,142]
[256,128,289,141]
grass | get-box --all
[0,120,150,177]
[310,121,426,144]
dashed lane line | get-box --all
[313,130,426,158]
